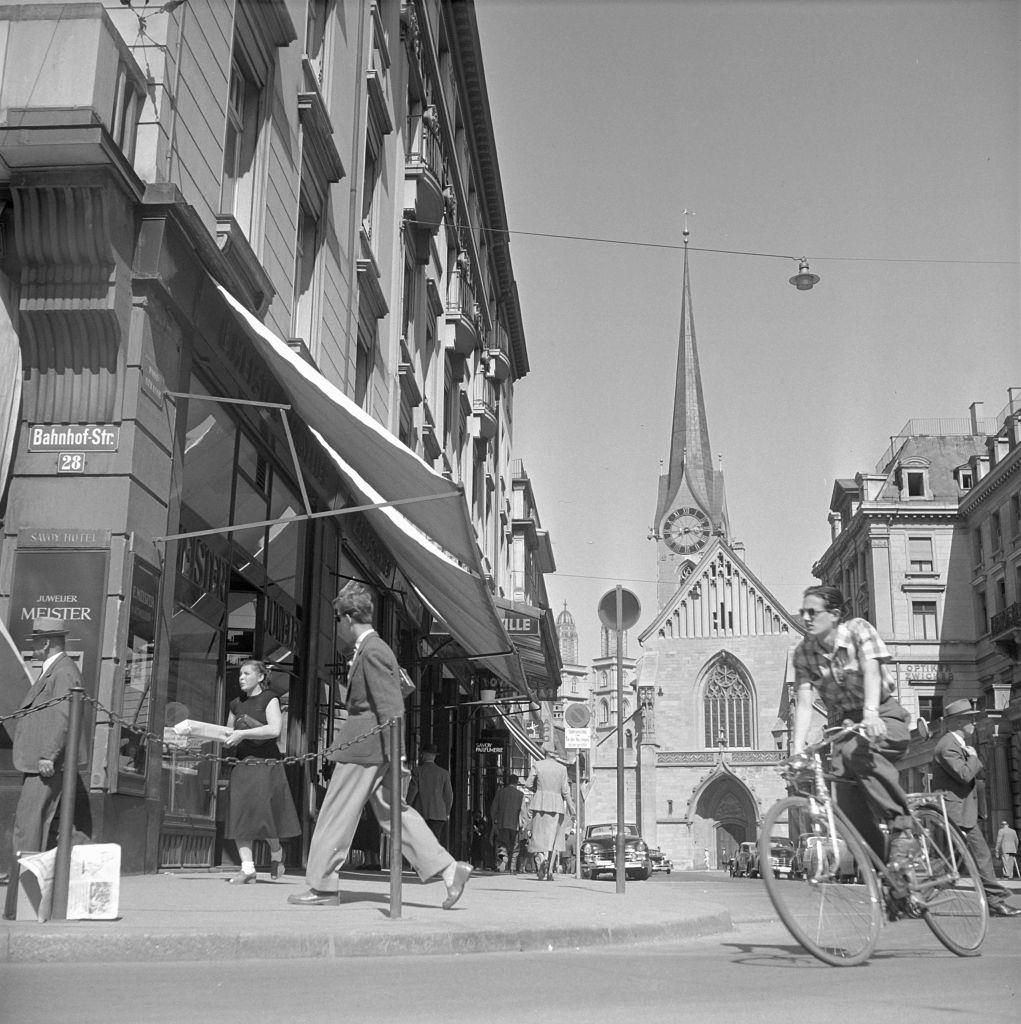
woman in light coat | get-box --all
[524,740,576,880]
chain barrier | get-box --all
[0,691,395,769]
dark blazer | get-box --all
[489,782,524,831]
[930,731,984,830]
[407,761,453,820]
[13,652,82,772]
[327,632,405,765]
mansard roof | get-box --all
[639,537,804,643]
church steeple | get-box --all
[654,222,730,606]
[665,232,715,515]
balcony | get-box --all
[485,324,513,381]
[990,601,1021,658]
[403,112,444,262]
[445,261,479,356]
[0,4,147,176]
[472,373,498,440]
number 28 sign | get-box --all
[57,452,87,474]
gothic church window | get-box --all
[703,659,753,748]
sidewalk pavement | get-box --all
[0,869,733,964]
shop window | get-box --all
[911,600,938,640]
[181,382,235,533]
[918,695,943,724]
[908,536,934,573]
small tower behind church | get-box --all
[556,601,589,701]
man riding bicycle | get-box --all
[790,585,917,872]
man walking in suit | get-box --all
[930,699,1020,917]
[995,820,1019,880]
[288,582,472,908]
[489,774,524,871]
[11,616,83,860]
[406,745,453,844]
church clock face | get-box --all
[662,506,711,554]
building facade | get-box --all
[584,238,799,870]
[0,0,559,875]
[811,394,1021,847]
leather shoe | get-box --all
[989,902,1021,917]
[287,888,340,906]
[442,861,473,910]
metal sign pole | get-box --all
[575,750,582,880]
[615,586,625,895]
[388,717,403,920]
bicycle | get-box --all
[759,724,988,966]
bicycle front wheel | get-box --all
[914,807,988,955]
[760,796,883,967]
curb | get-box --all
[1,907,733,963]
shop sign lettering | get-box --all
[28,424,119,451]
[177,535,230,604]
[502,615,538,635]
[899,662,954,684]
[265,595,300,652]
[348,513,395,582]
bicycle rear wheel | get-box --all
[760,796,883,967]
[914,807,988,956]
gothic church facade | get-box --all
[632,235,802,870]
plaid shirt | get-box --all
[793,617,894,725]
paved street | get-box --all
[3,872,1018,1023]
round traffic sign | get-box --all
[597,587,641,631]
[564,702,591,728]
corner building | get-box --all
[0,1,560,876]
[585,239,800,870]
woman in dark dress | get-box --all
[223,659,300,884]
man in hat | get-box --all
[10,616,84,862]
[489,774,524,871]
[995,819,1019,880]
[930,698,1020,917]
[406,744,453,844]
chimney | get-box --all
[970,401,985,434]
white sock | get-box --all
[241,860,256,875]
[441,861,456,886]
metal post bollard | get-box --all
[51,685,84,921]
[388,717,402,920]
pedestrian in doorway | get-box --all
[406,745,453,845]
[223,659,300,884]
[524,740,575,881]
[931,700,1020,917]
[509,779,533,874]
[489,774,524,871]
[8,617,87,868]
[995,820,1019,880]
[288,582,472,909]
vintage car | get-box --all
[732,841,756,877]
[648,847,673,874]
[790,832,857,881]
[752,836,796,879]
[580,823,653,881]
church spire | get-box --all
[665,225,714,515]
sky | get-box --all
[474,0,1021,665]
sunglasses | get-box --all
[799,607,832,620]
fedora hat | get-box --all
[943,698,980,718]
[30,615,69,636]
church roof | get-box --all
[640,536,805,643]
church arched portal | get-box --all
[694,775,757,870]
